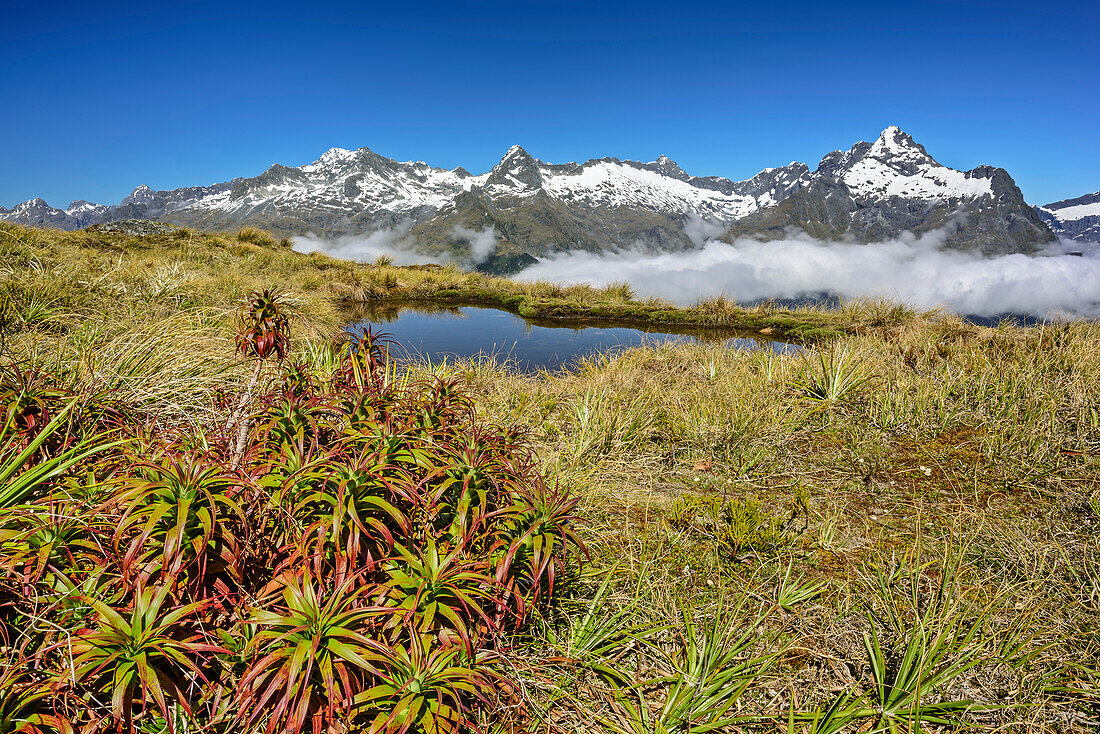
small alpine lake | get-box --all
[346,302,801,372]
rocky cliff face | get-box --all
[1,126,1063,265]
[725,127,1054,255]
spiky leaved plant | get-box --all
[0,315,585,734]
[113,453,245,600]
[0,652,72,734]
[494,478,585,624]
[357,631,499,734]
[0,498,108,591]
[288,450,412,583]
[378,538,500,653]
[0,401,117,510]
[794,346,874,405]
[335,329,393,393]
[238,571,387,734]
[227,289,291,468]
[69,584,226,730]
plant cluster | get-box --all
[0,291,583,733]
[668,493,798,558]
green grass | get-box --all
[2,221,1099,732]
[0,221,869,343]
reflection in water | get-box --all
[346,302,800,373]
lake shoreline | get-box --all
[345,301,800,372]
[341,290,845,342]
[345,297,801,341]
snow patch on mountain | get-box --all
[1038,191,1100,244]
[541,160,764,219]
[839,126,993,201]
[1045,201,1100,221]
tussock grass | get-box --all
[421,317,1100,731]
[3,220,1099,730]
[235,225,277,247]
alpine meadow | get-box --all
[4,0,1100,731]
[0,219,1098,731]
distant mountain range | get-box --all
[1037,192,1100,245]
[2,126,1094,271]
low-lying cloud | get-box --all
[452,225,498,263]
[682,213,727,246]
[293,221,432,265]
[517,229,1100,318]
[293,223,498,265]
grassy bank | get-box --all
[0,221,871,342]
[2,220,1099,731]
[433,318,1100,731]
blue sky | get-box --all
[2,0,1097,208]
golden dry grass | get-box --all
[4,221,1099,730]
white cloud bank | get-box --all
[517,229,1100,318]
[291,221,1099,319]
[452,225,498,263]
[292,223,498,265]
[293,221,432,265]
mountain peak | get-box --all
[500,144,534,163]
[487,145,542,190]
[66,199,105,213]
[121,184,157,207]
[651,154,687,178]
[14,197,51,211]
[307,147,357,167]
[868,126,935,166]
[323,146,355,159]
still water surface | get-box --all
[347,304,800,372]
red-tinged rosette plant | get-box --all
[236,289,290,362]
[0,499,109,591]
[494,478,586,625]
[113,454,245,600]
[237,571,388,734]
[227,289,292,468]
[1,363,126,457]
[289,451,413,579]
[0,654,74,734]
[0,365,66,430]
[335,329,394,392]
[377,538,501,653]
[430,429,518,545]
[281,358,316,400]
[414,377,473,433]
[252,392,332,455]
[356,631,500,734]
[69,584,227,730]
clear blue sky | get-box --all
[2,0,1097,208]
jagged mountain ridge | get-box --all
[1037,192,1100,244]
[726,127,1054,256]
[1,127,1064,265]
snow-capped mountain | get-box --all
[0,198,112,229]
[1037,192,1100,244]
[727,126,1054,256]
[0,126,1061,267]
